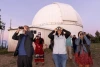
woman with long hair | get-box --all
[75,31,93,67]
[48,26,71,67]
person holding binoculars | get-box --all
[75,31,93,67]
[12,25,34,67]
[48,26,71,67]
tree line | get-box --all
[87,31,100,43]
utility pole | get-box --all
[10,19,12,29]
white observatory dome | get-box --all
[32,2,83,36]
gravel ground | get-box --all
[0,51,99,67]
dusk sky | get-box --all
[0,0,100,41]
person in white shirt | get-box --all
[48,26,71,67]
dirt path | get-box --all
[0,52,99,67]
[0,53,77,67]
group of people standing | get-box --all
[12,25,93,67]
[48,27,93,67]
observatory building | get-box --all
[8,2,83,52]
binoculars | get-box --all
[18,26,37,34]
[19,26,24,29]
[57,26,62,30]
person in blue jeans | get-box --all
[48,26,71,67]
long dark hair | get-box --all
[78,31,91,56]
[78,31,87,44]
[78,31,82,37]
[78,31,88,56]
[55,31,64,36]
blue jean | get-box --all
[53,54,68,67]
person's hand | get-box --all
[70,35,73,38]
[16,28,21,33]
[24,26,29,32]
[55,28,57,32]
[35,37,37,39]
[60,27,63,31]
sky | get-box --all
[0,0,100,41]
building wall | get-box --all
[8,28,52,52]
[40,24,83,37]
[8,30,18,52]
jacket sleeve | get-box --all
[33,38,36,42]
[48,30,55,40]
[84,36,91,45]
[86,34,91,40]
[63,29,71,39]
[12,32,19,40]
[75,38,80,45]
[26,31,34,39]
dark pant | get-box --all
[73,45,77,53]
[17,55,33,67]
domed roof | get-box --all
[32,2,83,28]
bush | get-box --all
[95,37,100,43]
[0,49,8,55]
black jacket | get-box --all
[72,37,77,45]
[12,31,34,57]
[86,34,91,40]
[48,29,71,40]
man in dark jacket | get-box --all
[12,25,34,67]
[72,35,77,53]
